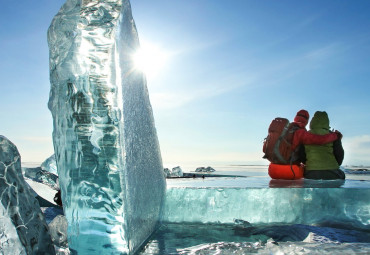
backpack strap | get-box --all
[288,125,302,179]
[273,122,290,164]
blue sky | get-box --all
[1,0,370,166]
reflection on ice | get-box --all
[139,223,370,255]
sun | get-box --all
[133,42,169,79]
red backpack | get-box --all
[262,118,299,164]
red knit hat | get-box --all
[294,109,309,127]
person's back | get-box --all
[266,109,340,180]
[304,111,345,180]
[290,110,339,164]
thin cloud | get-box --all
[150,74,254,110]
[249,43,346,89]
[256,14,321,51]
[304,44,340,62]
[149,30,348,110]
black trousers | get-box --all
[304,169,346,180]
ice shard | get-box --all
[0,203,26,255]
[0,135,56,254]
[41,154,58,175]
[47,0,166,254]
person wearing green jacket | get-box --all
[304,111,345,180]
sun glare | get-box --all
[133,42,169,79]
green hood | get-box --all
[309,111,330,135]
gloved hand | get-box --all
[334,130,343,140]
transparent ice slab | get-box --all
[48,0,166,253]
[162,177,370,229]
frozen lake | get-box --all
[141,165,370,254]
[25,163,370,254]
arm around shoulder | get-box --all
[300,130,338,145]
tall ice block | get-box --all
[47,0,166,253]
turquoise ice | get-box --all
[163,187,370,229]
[163,171,370,229]
[48,0,166,253]
[0,136,55,254]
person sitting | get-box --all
[304,111,345,180]
[290,109,341,163]
[268,109,341,180]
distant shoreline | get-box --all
[21,162,370,171]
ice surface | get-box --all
[162,187,370,229]
[48,0,165,254]
[152,167,370,254]
[139,222,370,254]
[0,135,55,254]
[175,241,370,255]
[25,178,59,206]
[41,154,58,175]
